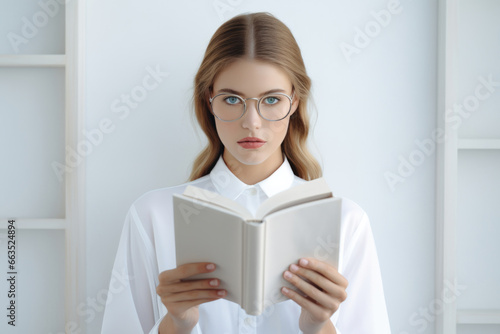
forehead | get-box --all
[213,59,292,95]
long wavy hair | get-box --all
[189,12,322,181]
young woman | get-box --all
[102,12,391,334]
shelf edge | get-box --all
[1,219,65,229]
[458,139,500,150]
[457,310,500,324]
[0,54,66,67]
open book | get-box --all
[172,177,342,316]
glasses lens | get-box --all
[211,95,245,121]
[259,94,292,121]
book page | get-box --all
[262,197,342,306]
[255,177,332,220]
[182,185,253,220]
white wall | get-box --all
[85,1,438,333]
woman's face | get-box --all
[211,58,298,168]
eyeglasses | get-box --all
[209,91,295,122]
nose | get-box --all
[242,98,261,128]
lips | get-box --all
[237,137,266,149]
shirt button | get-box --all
[248,187,257,196]
[244,317,254,326]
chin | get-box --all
[230,149,271,166]
[223,142,283,168]
[234,155,267,166]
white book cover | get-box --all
[173,177,342,315]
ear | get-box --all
[289,92,299,117]
[205,88,213,111]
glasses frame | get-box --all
[209,90,296,122]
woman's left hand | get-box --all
[281,257,348,334]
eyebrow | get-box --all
[215,88,288,96]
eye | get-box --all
[223,96,241,105]
[263,96,280,105]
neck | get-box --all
[222,150,284,185]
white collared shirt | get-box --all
[101,156,391,333]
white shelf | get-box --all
[457,310,500,324]
[458,139,500,150]
[0,55,66,67]
[1,219,65,229]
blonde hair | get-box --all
[189,12,322,181]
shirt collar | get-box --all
[209,155,296,200]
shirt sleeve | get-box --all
[149,318,203,334]
[101,206,163,334]
[333,210,391,333]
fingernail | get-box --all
[209,279,218,286]
[284,271,292,279]
[299,258,308,266]
[217,290,225,296]
[290,264,299,272]
[282,287,289,294]
[206,263,215,270]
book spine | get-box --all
[242,221,266,315]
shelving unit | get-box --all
[436,0,500,333]
[0,1,85,332]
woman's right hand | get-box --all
[156,262,226,333]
